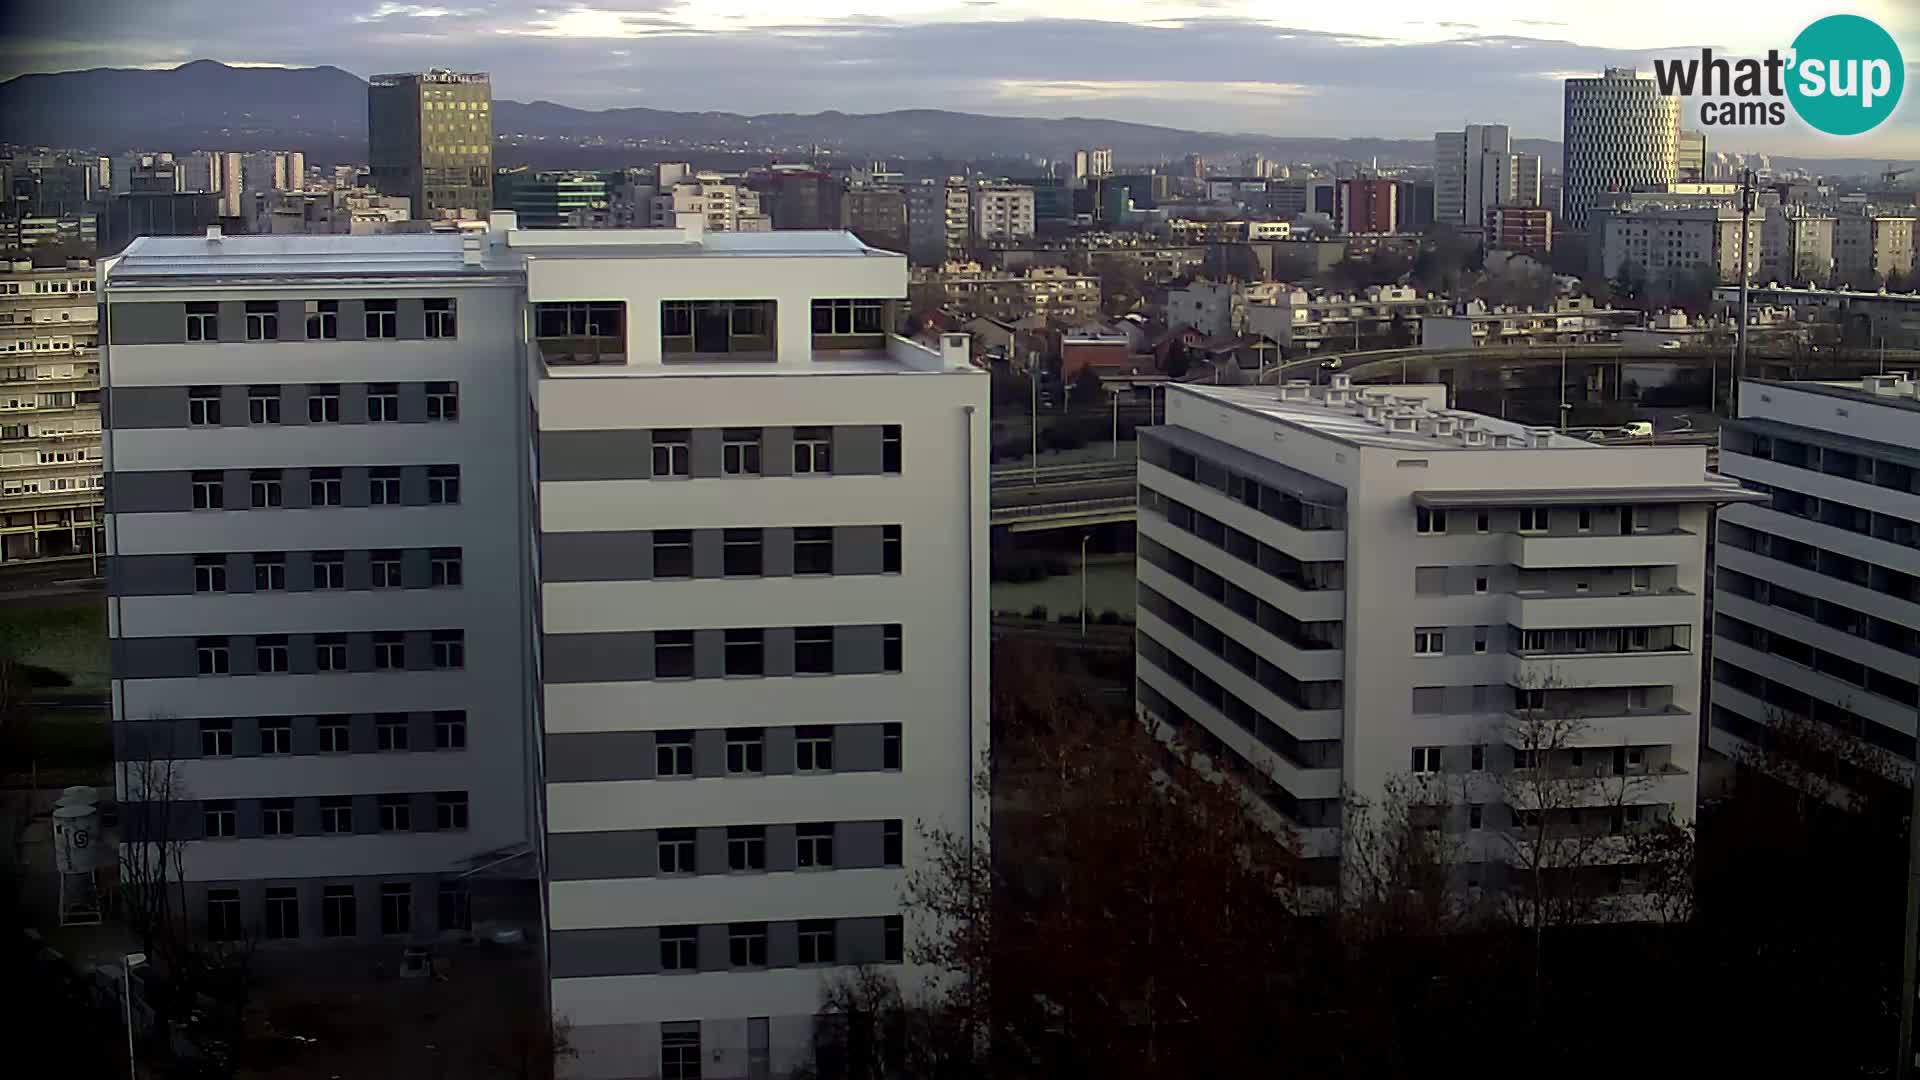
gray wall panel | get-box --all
[538,430,652,481]
[398,298,427,341]
[541,531,651,582]
[107,387,188,429]
[693,729,726,779]
[108,302,185,345]
[216,301,246,343]
[837,724,884,772]
[110,470,188,514]
[840,916,888,965]
[551,928,656,978]
[761,427,794,477]
[835,526,884,575]
[837,821,885,869]
[692,629,724,679]
[688,428,724,479]
[110,553,190,597]
[691,529,724,579]
[833,425,884,475]
[766,824,797,872]
[835,624,885,674]
[764,627,795,678]
[762,527,794,576]
[116,636,196,680]
[546,732,655,782]
[543,631,653,683]
[336,299,366,342]
[548,831,653,881]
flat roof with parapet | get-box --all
[1175,383,1596,452]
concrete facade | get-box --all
[1,258,103,563]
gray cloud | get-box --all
[1,2,1914,154]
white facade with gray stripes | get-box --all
[103,220,989,1080]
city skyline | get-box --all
[2,1,1916,156]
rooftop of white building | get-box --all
[1179,380,1594,452]
[1753,373,1920,414]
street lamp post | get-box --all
[1110,388,1121,458]
[1030,365,1039,486]
[122,951,147,1080]
[1079,533,1091,637]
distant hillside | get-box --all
[0,61,1906,179]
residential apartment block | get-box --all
[1598,204,1761,284]
[916,262,1101,325]
[1135,378,1756,883]
[971,184,1036,243]
[1833,211,1917,285]
[650,175,770,233]
[102,217,988,1080]
[1712,376,1920,797]
[1242,285,1449,351]
[2,257,103,563]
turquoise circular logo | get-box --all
[1787,15,1904,136]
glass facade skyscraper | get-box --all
[368,69,493,222]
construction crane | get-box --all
[1882,163,1913,189]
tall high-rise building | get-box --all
[1712,374,1920,797]
[102,217,987,1075]
[0,257,102,564]
[842,187,909,255]
[287,151,306,191]
[1135,378,1757,885]
[971,184,1036,242]
[1433,125,1540,229]
[907,178,969,265]
[1088,147,1115,178]
[218,153,245,218]
[368,69,494,221]
[1561,68,1680,233]
[1677,130,1708,182]
[1336,177,1398,234]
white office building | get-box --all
[1434,124,1542,229]
[1712,375,1920,794]
[103,217,988,1080]
[1135,378,1756,880]
[971,184,1036,243]
[1562,68,1680,234]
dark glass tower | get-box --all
[368,69,494,221]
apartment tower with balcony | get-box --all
[2,256,103,564]
[1134,378,1757,885]
[1712,375,1920,797]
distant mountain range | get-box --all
[0,60,1908,178]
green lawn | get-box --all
[0,598,108,693]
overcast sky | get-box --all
[3,0,1917,155]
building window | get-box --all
[1476,510,1489,533]
[309,468,343,506]
[728,825,766,871]
[797,822,834,868]
[253,552,286,591]
[883,525,901,573]
[322,885,357,938]
[193,555,226,593]
[427,465,460,504]
[811,298,885,336]
[311,551,347,590]
[662,1023,702,1080]
[192,471,224,510]
[206,888,243,940]
[380,883,413,935]
[722,428,761,475]
[245,301,279,341]
[652,430,690,477]
[729,923,768,968]
[365,299,398,338]
[1577,508,1592,533]
[432,630,465,669]
[370,467,401,504]
[796,725,834,772]
[658,829,695,874]
[256,635,290,673]
[315,634,347,672]
[884,624,902,672]
[371,551,402,588]
[1474,574,1489,594]
[438,882,471,932]
[434,710,467,750]
[794,627,833,674]
[203,800,237,838]
[793,427,831,473]
[797,919,836,965]
[249,716,290,755]
[200,718,233,757]
[884,914,904,963]
[1471,744,1486,771]
[1469,804,1484,831]
[431,548,462,587]
[319,717,350,753]
[373,632,405,670]
[884,819,903,866]
[660,927,698,971]
[883,723,902,770]
[1631,567,1651,592]
[652,530,692,578]
[1518,507,1549,533]
[1416,507,1446,534]
[379,794,412,832]
[249,469,282,508]
[1414,629,1445,656]
[265,887,299,939]
[882,425,901,473]
[1474,627,1488,655]
[660,299,775,355]
[724,628,764,676]
[305,300,338,340]
[424,298,456,338]
[794,528,833,575]
[188,386,221,425]
[196,636,230,675]
[367,384,399,422]
[426,381,458,420]
[726,728,764,774]
[434,791,469,831]
[723,529,762,576]
[185,302,218,341]
[377,713,409,751]
[656,731,694,776]
[655,631,694,679]
[307,384,340,422]
[1411,746,1442,774]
